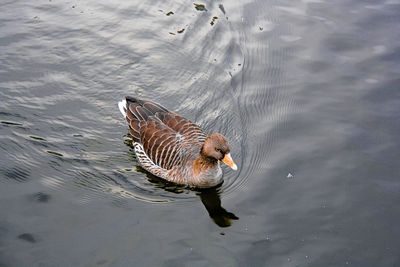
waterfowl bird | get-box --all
[118,96,237,188]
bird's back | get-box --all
[118,96,207,171]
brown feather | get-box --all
[119,96,234,187]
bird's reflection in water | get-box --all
[196,187,239,227]
[139,166,239,227]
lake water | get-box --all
[1,0,400,266]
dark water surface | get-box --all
[1,0,400,265]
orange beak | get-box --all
[221,153,238,171]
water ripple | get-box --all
[0,0,294,204]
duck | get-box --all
[118,96,237,188]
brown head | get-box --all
[201,133,238,170]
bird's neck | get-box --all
[193,153,218,175]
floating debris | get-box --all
[46,150,63,157]
[166,11,174,16]
[287,173,294,178]
[1,121,22,126]
[73,134,83,137]
[32,192,51,203]
[177,28,185,33]
[29,136,46,141]
[194,3,207,11]
[169,32,176,35]
[259,26,263,31]
[210,16,218,25]
[219,4,226,14]
[18,233,36,243]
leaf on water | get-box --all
[1,121,22,126]
[18,233,36,243]
[46,150,63,157]
[194,3,207,11]
[210,16,218,25]
[29,136,46,141]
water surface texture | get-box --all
[1,0,400,266]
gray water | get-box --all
[1,0,400,266]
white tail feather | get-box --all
[118,99,127,118]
